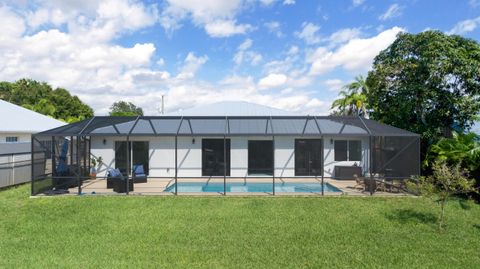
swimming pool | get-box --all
[164,182,342,193]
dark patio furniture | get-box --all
[133,165,147,183]
[107,169,133,193]
[106,169,121,189]
[353,174,365,190]
[383,179,405,193]
[335,165,362,180]
[364,178,384,194]
[113,177,134,193]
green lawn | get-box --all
[1,185,479,268]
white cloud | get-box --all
[163,0,242,21]
[379,4,403,21]
[204,19,253,37]
[0,6,26,38]
[258,73,288,89]
[260,0,277,6]
[447,17,480,35]
[0,0,333,116]
[469,0,480,8]
[0,1,158,115]
[283,0,295,5]
[233,38,262,66]
[156,58,165,66]
[324,79,344,92]
[287,46,299,55]
[327,28,362,45]
[295,22,321,45]
[160,0,255,37]
[26,8,50,29]
[238,38,253,50]
[308,26,404,75]
[352,0,365,7]
[177,52,208,79]
[96,0,157,31]
[264,21,283,37]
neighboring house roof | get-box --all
[166,101,299,116]
[0,99,65,133]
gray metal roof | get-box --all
[0,99,65,133]
[36,115,419,137]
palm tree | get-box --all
[331,75,369,117]
[345,75,369,95]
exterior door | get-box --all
[115,141,149,176]
[295,139,323,176]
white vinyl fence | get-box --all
[0,152,31,188]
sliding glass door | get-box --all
[248,140,273,175]
[295,139,323,176]
[202,139,230,176]
[115,141,149,175]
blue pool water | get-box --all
[164,182,341,193]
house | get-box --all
[0,99,65,188]
[31,101,420,195]
[0,99,65,154]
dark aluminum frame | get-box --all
[31,115,420,196]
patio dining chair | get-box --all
[353,174,365,190]
[383,179,405,193]
[363,177,386,194]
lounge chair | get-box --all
[133,165,147,183]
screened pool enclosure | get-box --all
[31,116,420,196]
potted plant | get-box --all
[90,156,102,179]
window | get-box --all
[6,136,18,143]
[202,139,230,176]
[248,140,273,175]
[334,140,361,161]
[334,140,348,161]
[348,141,362,161]
[115,141,149,175]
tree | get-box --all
[331,75,369,117]
[425,131,480,171]
[366,31,480,146]
[22,98,56,117]
[0,79,93,122]
[109,101,144,116]
[408,161,477,230]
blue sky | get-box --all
[0,0,479,115]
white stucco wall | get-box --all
[91,135,371,178]
[0,133,31,143]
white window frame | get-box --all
[6,136,18,143]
